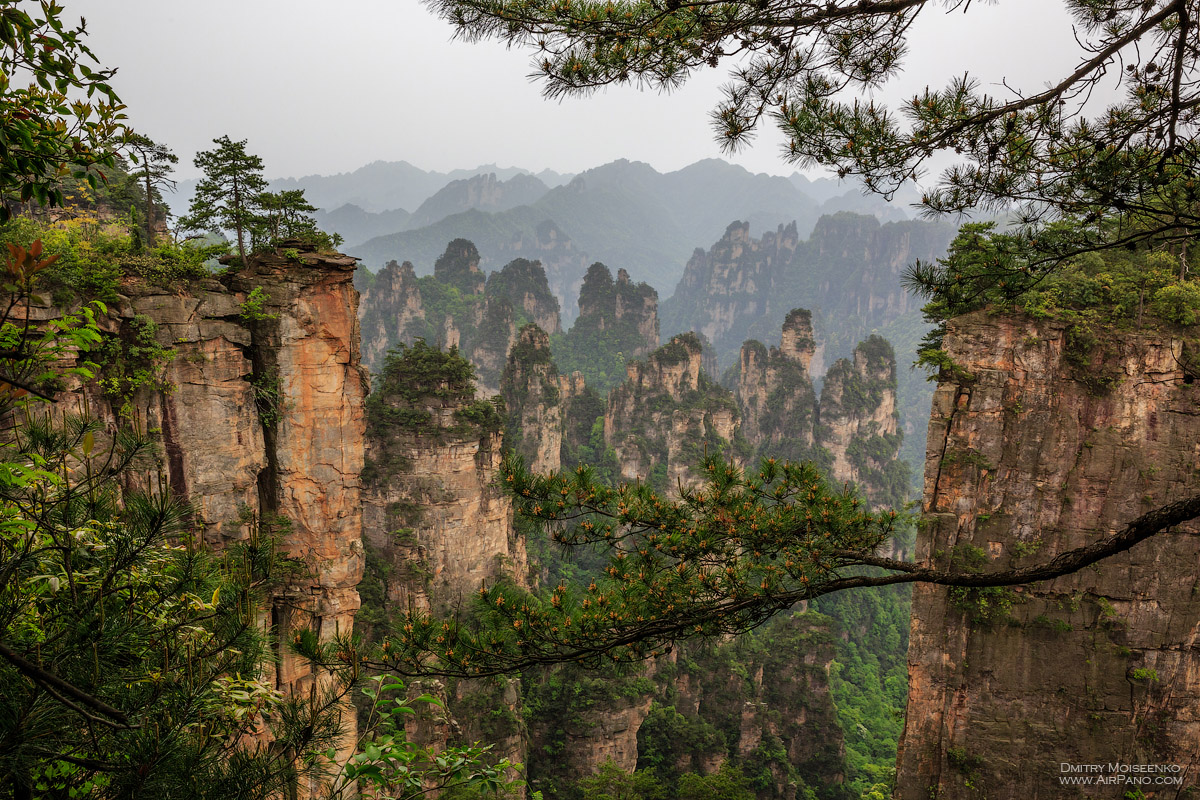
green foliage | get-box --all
[1149,281,1200,326]
[123,133,178,248]
[0,407,350,798]
[1129,668,1159,683]
[378,454,899,677]
[569,761,667,800]
[240,285,278,322]
[811,586,911,798]
[330,674,521,799]
[486,258,561,322]
[96,313,175,418]
[252,189,331,251]
[365,339,504,482]
[252,368,286,429]
[636,704,726,782]
[181,136,268,266]
[551,262,658,395]
[0,215,220,305]
[948,586,1019,626]
[911,222,1200,377]
[0,1,125,219]
[435,238,486,295]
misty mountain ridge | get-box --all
[345,157,916,308]
[167,160,575,219]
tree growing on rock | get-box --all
[181,136,267,266]
[124,133,178,247]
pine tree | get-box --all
[181,137,267,266]
[253,189,320,248]
[124,133,178,248]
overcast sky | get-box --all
[68,0,1082,181]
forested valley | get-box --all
[5,1,1200,799]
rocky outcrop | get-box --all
[359,259,424,369]
[576,262,659,358]
[356,240,565,395]
[895,312,1200,799]
[359,341,528,785]
[605,333,739,489]
[100,243,367,705]
[361,344,525,615]
[496,220,591,325]
[224,245,367,710]
[434,238,487,295]
[817,335,906,508]
[666,220,800,359]
[487,258,562,335]
[661,213,956,479]
[735,309,819,462]
[44,241,368,796]
[501,325,588,474]
[523,615,850,800]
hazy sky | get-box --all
[68,0,1083,181]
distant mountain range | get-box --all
[339,158,915,302]
[167,160,573,218]
[165,156,922,316]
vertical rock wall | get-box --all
[227,247,367,696]
[605,332,739,488]
[896,311,1200,799]
[58,242,367,796]
[359,344,528,782]
[501,324,587,475]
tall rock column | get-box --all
[735,308,819,460]
[501,324,572,474]
[228,242,367,698]
[359,342,528,783]
[605,333,739,489]
[817,334,905,508]
[895,311,1200,799]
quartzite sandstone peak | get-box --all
[896,311,1200,799]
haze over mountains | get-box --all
[168,158,919,315]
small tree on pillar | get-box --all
[124,133,177,248]
[181,136,266,266]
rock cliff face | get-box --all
[106,243,367,699]
[605,332,739,488]
[577,262,659,357]
[359,259,424,368]
[735,309,819,461]
[523,615,850,800]
[818,335,906,508]
[662,214,952,367]
[225,246,367,704]
[896,312,1200,799]
[501,324,587,474]
[668,221,800,357]
[361,345,525,615]
[662,212,955,479]
[496,220,592,325]
[359,342,528,779]
[50,241,367,795]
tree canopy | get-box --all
[368,453,1200,678]
[428,0,1200,258]
[0,0,126,220]
[181,136,267,267]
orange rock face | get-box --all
[52,243,368,797]
[895,311,1200,799]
